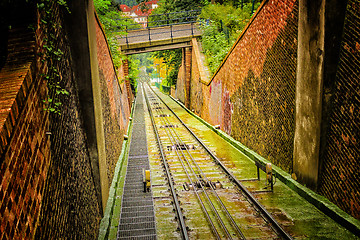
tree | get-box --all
[150,0,206,87]
[94,0,140,90]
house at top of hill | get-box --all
[119,0,159,28]
[119,4,131,16]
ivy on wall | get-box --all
[37,0,70,114]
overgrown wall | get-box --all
[95,15,131,185]
[0,1,131,239]
[182,0,360,220]
[188,0,298,172]
[318,0,360,219]
[34,4,102,239]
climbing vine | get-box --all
[37,0,70,114]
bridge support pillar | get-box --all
[293,0,348,190]
[123,59,133,109]
[184,47,192,108]
[293,0,325,190]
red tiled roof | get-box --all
[146,0,158,5]
[119,4,131,12]
[130,0,158,17]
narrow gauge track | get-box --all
[143,83,293,240]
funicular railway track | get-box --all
[142,83,293,240]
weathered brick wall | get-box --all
[34,4,102,239]
[0,8,50,240]
[0,2,126,239]
[190,0,298,172]
[95,15,131,184]
[176,64,186,103]
[318,0,360,219]
[189,46,203,115]
[185,0,360,220]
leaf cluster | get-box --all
[200,2,260,74]
[149,0,207,87]
[94,0,141,92]
[152,49,182,86]
[37,0,70,114]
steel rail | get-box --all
[145,85,242,240]
[148,88,245,239]
[149,86,294,240]
[142,84,189,240]
[144,85,222,239]
[157,113,238,240]
[157,103,246,240]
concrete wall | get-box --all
[293,0,325,190]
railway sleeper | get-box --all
[166,143,196,151]
[183,180,223,191]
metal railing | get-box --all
[118,9,201,30]
[116,10,201,47]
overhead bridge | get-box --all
[117,10,202,55]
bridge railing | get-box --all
[116,10,202,47]
[116,9,201,31]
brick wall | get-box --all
[318,0,360,219]
[0,9,51,239]
[175,64,186,103]
[0,2,127,239]
[95,15,131,184]
[190,0,298,172]
[34,4,102,239]
[184,0,360,220]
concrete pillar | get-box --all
[293,0,325,189]
[87,0,109,211]
[123,59,132,109]
[65,0,109,212]
[184,47,192,108]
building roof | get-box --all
[146,0,158,5]
[120,0,158,18]
[119,4,131,12]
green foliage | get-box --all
[95,0,141,91]
[152,49,182,86]
[37,0,70,114]
[114,0,139,7]
[95,0,127,69]
[200,3,254,33]
[152,0,204,14]
[134,52,152,67]
[128,56,140,92]
[201,22,231,74]
[200,2,260,75]
[149,0,207,87]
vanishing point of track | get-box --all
[143,83,293,240]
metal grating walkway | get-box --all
[117,85,156,240]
